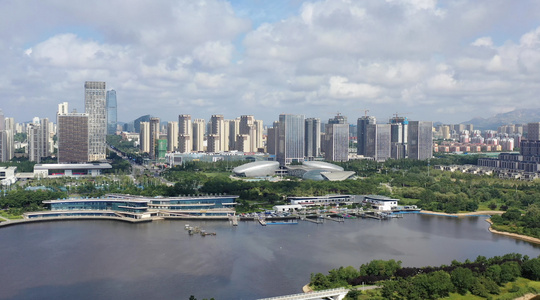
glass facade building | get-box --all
[106,90,117,135]
[277,114,305,166]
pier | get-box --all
[258,287,348,300]
[324,216,345,223]
[258,217,267,226]
[301,217,323,224]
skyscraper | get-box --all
[139,122,151,154]
[267,121,279,155]
[27,118,50,163]
[167,121,178,152]
[527,122,540,141]
[178,115,192,153]
[325,114,349,162]
[85,81,107,161]
[357,116,376,156]
[227,118,240,151]
[365,124,391,161]
[106,90,117,135]
[210,115,226,152]
[408,121,433,160]
[390,116,408,159]
[305,118,321,160]
[192,119,206,152]
[149,117,160,159]
[57,104,89,163]
[277,114,305,165]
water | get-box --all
[0,214,538,300]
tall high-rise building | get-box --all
[527,122,540,141]
[139,122,151,154]
[267,121,279,155]
[238,115,263,152]
[325,114,349,162]
[149,117,160,159]
[365,124,391,161]
[210,115,225,152]
[85,81,107,161]
[277,114,305,165]
[192,119,206,152]
[0,110,13,162]
[207,134,220,153]
[106,90,117,135]
[27,118,50,163]
[227,119,240,151]
[167,121,178,152]
[389,116,408,159]
[254,119,264,151]
[57,105,89,163]
[305,118,321,160]
[357,116,376,156]
[178,115,193,153]
[408,121,433,160]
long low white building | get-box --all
[288,195,360,206]
[34,163,112,178]
[362,195,399,211]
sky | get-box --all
[2,0,540,125]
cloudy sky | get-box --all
[2,0,540,125]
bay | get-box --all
[0,214,538,300]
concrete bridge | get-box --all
[258,287,349,300]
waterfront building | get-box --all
[277,114,305,166]
[289,195,359,206]
[167,121,178,152]
[363,195,399,211]
[305,118,321,160]
[357,116,376,156]
[325,114,349,162]
[408,121,433,160]
[106,90,117,135]
[85,81,107,161]
[57,106,89,163]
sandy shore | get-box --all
[420,210,540,245]
[420,210,504,217]
[485,219,540,245]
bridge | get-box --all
[257,287,349,300]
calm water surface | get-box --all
[0,214,538,300]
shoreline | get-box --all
[419,210,504,217]
[485,219,540,245]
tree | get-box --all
[522,258,540,281]
[502,208,522,222]
[451,267,474,295]
[500,261,521,283]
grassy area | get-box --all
[204,172,231,178]
[0,211,23,220]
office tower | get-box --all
[85,81,107,161]
[149,117,160,159]
[305,118,321,160]
[267,121,279,155]
[57,107,89,163]
[167,122,178,152]
[527,122,540,141]
[4,118,14,132]
[227,119,240,151]
[441,125,451,139]
[192,119,205,152]
[139,122,150,153]
[389,116,408,160]
[277,114,305,165]
[325,114,349,162]
[365,124,391,161]
[408,121,433,160]
[357,116,376,156]
[210,115,225,152]
[106,90,117,135]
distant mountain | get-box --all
[461,108,540,130]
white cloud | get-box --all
[328,76,381,99]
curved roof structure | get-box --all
[233,161,280,177]
[302,161,343,171]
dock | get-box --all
[301,217,323,224]
[324,216,345,223]
[230,215,238,226]
[258,218,267,226]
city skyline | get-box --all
[2,1,540,125]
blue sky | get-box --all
[2,0,540,125]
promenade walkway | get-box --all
[258,287,348,300]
